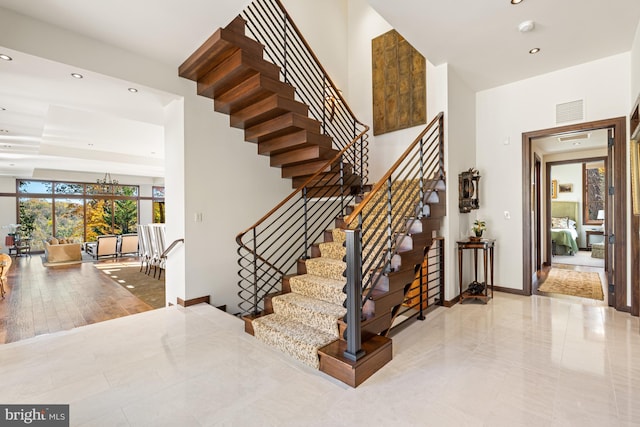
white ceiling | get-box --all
[0,0,638,178]
[533,128,608,155]
[369,0,640,91]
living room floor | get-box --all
[0,254,155,344]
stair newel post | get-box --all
[418,137,425,219]
[386,176,393,272]
[418,259,426,321]
[438,114,445,176]
[339,155,345,213]
[344,228,365,362]
[252,227,259,314]
[303,186,309,259]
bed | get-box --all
[551,201,580,256]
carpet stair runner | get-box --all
[249,179,446,377]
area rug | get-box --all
[538,268,604,300]
[95,262,166,309]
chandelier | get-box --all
[97,172,118,193]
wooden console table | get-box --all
[457,238,495,304]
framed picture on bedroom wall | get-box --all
[559,183,573,193]
[551,179,558,199]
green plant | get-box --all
[472,220,486,236]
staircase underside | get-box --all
[179,16,357,191]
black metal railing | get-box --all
[236,0,368,315]
[342,113,445,359]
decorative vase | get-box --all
[470,231,483,241]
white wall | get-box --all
[631,22,640,103]
[477,53,631,291]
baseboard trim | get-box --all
[177,295,210,307]
[443,295,460,307]
[494,286,527,296]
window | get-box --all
[582,160,605,225]
[152,186,165,223]
[16,179,140,248]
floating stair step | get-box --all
[289,274,345,306]
[338,311,393,342]
[271,293,345,337]
[363,287,406,317]
[258,130,332,155]
[178,18,264,81]
[230,94,309,129]
[214,72,295,115]
[252,313,337,369]
[245,113,321,143]
[305,185,354,199]
[304,257,345,281]
[370,267,418,293]
[283,160,351,179]
[197,49,281,99]
[317,241,345,260]
[270,145,337,168]
[292,171,361,189]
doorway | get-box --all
[522,117,629,312]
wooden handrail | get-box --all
[343,112,444,226]
[161,238,184,259]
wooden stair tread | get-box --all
[179,18,264,81]
[270,146,338,168]
[258,130,332,155]
[197,49,281,99]
[215,73,296,115]
[245,112,321,143]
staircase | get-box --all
[179,16,347,187]
[179,0,446,387]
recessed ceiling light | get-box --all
[518,20,535,33]
[0,54,12,61]
[511,0,523,4]
[88,143,94,147]
[71,73,84,79]
[128,87,138,93]
[529,48,540,54]
[0,107,6,111]
[0,129,8,133]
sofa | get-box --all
[44,238,82,263]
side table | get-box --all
[457,238,495,304]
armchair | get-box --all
[86,235,118,259]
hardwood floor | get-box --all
[0,254,155,344]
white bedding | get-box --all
[551,227,578,240]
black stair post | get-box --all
[344,228,365,361]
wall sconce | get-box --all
[459,168,480,213]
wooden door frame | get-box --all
[544,156,607,264]
[522,117,633,313]
[534,154,542,271]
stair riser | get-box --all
[197,50,280,99]
[245,113,320,143]
[270,146,336,168]
[363,287,406,316]
[230,95,309,129]
[272,297,342,338]
[214,74,295,115]
[253,321,323,369]
[258,130,332,155]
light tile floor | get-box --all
[2,292,639,426]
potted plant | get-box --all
[471,220,486,240]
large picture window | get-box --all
[17,179,140,251]
[152,186,165,223]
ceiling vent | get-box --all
[556,100,584,124]
[558,132,590,143]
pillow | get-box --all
[49,237,59,245]
[58,238,67,244]
[551,217,569,229]
[568,219,576,229]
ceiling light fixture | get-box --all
[558,132,590,143]
[511,0,523,4]
[0,54,12,61]
[518,20,535,33]
[0,107,6,111]
[97,172,118,193]
[128,87,138,93]
[529,48,540,54]
[71,73,84,79]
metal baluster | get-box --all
[344,229,365,361]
